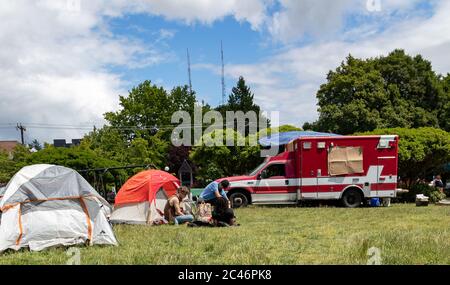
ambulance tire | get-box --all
[229,191,249,208]
[341,189,363,208]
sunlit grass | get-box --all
[1,204,450,264]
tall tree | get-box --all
[217,76,269,135]
[440,74,450,131]
[101,81,198,168]
[104,80,172,141]
[228,76,258,112]
[304,50,449,134]
[29,139,42,151]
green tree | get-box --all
[306,50,448,134]
[17,145,120,171]
[29,139,42,151]
[101,80,198,170]
[227,76,258,112]
[14,144,128,188]
[190,129,247,185]
[216,76,269,135]
[190,125,302,186]
[0,151,20,183]
[358,127,450,186]
[82,126,128,163]
[254,124,302,138]
[170,85,197,116]
[104,80,172,141]
[440,74,450,131]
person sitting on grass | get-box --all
[212,197,236,227]
[164,186,194,225]
[187,197,237,227]
[430,174,444,193]
[199,180,231,208]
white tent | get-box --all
[0,186,5,202]
[0,187,5,222]
[0,164,118,252]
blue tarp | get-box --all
[258,131,341,146]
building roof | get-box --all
[0,141,19,153]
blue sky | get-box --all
[102,0,437,107]
[0,0,449,143]
[107,14,275,106]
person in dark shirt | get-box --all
[212,197,236,226]
[432,175,444,193]
[106,189,116,204]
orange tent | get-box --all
[111,170,180,225]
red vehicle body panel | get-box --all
[218,135,399,205]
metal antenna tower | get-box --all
[221,41,225,105]
[187,48,193,95]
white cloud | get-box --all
[91,0,270,30]
[268,0,357,42]
[1,0,448,144]
[220,0,450,127]
[0,0,271,143]
[0,0,171,143]
[266,0,427,43]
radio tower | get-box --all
[187,48,193,95]
[221,41,226,105]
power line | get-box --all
[1,121,261,133]
[16,123,26,145]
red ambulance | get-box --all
[220,135,399,208]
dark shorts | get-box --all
[213,208,235,224]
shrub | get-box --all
[429,191,446,203]
[402,183,446,203]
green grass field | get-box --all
[1,203,450,265]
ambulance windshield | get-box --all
[248,161,267,176]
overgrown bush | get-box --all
[429,191,447,203]
[402,183,446,203]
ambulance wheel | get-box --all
[229,192,249,208]
[342,189,363,208]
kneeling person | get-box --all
[164,186,194,225]
[200,180,231,208]
[212,197,236,226]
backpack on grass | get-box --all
[195,202,212,223]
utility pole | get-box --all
[187,48,193,95]
[221,41,226,105]
[16,123,26,145]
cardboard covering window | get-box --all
[328,146,364,176]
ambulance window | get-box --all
[249,162,267,176]
[303,142,312,149]
[263,164,286,178]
